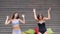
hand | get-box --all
[33,9,36,12]
[6,16,9,20]
[48,8,51,11]
[22,14,25,18]
[6,16,9,18]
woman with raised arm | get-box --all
[33,8,51,34]
[5,12,25,34]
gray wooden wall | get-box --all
[0,0,60,34]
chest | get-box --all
[38,20,45,24]
[12,20,20,24]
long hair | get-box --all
[37,14,44,20]
[11,12,19,19]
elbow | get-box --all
[5,22,9,25]
[48,17,51,20]
[23,22,25,24]
[5,23,8,25]
[35,18,37,20]
[48,18,51,20]
[23,23,25,24]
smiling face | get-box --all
[14,13,18,18]
[39,14,43,20]
[37,13,44,20]
[11,13,19,19]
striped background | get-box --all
[0,0,60,34]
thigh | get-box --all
[19,30,22,34]
[38,32,42,34]
[44,31,48,34]
[12,32,15,34]
[19,32,22,34]
[12,30,16,34]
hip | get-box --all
[12,29,21,34]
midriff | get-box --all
[12,25,20,30]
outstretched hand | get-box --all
[22,14,25,18]
[33,9,36,12]
[48,8,51,11]
[6,16,9,19]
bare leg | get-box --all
[12,31,15,34]
[19,30,22,34]
[19,32,22,34]
[12,32,14,34]
[38,32,42,34]
[44,31,48,34]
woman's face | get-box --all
[39,14,43,19]
[14,13,18,18]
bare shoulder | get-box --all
[18,19,21,21]
[10,19,13,21]
[43,17,47,19]
[18,19,20,20]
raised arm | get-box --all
[33,9,38,20]
[19,14,25,24]
[44,8,51,20]
[5,16,11,25]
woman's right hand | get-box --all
[22,14,25,18]
[6,16,9,19]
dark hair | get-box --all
[37,14,44,20]
[11,12,19,19]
